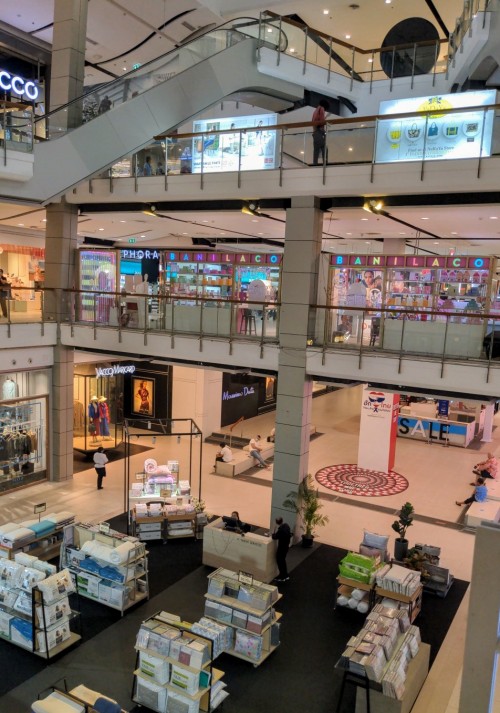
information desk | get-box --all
[397,416,475,447]
[202,517,278,583]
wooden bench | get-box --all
[215,444,275,477]
[465,499,500,528]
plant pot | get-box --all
[301,534,314,548]
[394,538,409,561]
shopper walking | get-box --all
[249,435,271,470]
[143,156,153,176]
[93,446,108,490]
[311,99,329,166]
[272,517,292,582]
[456,476,487,507]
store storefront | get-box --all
[0,243,45,315]
[328,254,497,356]
[0,368,49,493]
[78,249,118,323]
[220,373,277,427]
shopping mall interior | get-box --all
[0,1,500,712]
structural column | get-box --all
[480,401,495,442]
[46,0,88,480]
[271,196,323,529]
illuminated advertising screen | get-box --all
[191,113,277,173]
[374,90,496,163]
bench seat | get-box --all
[216,444,275,477]
[465,499,500,528]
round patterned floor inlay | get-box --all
[315,464,409,497]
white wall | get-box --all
[171,365,222,436]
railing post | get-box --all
[477,106,487,179]
[398,314,406,374]
[369,51,375,94]
[486,317,495,383]
[350,46,355,92]
[328,37,333,84]
[200,134,205,190]
[257,12,263,61]
[432,40,439,86]
[420,114,429,181]
[370,118,379,183]
[303,27,308,75]
[134,153,138,192]
[323,124,328,183]
[163,140,168,191]
[390,47,396,92]
[279,127,284,187]
[441,314,450,379]
[410,43,417,90]
[238,129,243,188]
[277,17,282,66]
[108,167,113,194]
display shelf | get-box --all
[204,567,282,668]
[60,523,149,616]
[0,522,71,562]
[374,585,422,623]
[166,513,197,540]
[132,611,228,713]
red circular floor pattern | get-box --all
[315,464,409,497]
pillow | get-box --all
[363,530,389,551]
[360,543,385,560]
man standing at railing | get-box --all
[312,99,330,165]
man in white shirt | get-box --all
[93,447,108,490]
[249,435,271,470]
[213,442,233,472]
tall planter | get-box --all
[394,538,409,561]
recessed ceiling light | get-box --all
[267,27,273,32]
[202,220,209,223]
[399,232,406,235]
[361,217,369,221]
[385,0,391,4]
[365,240,371,244]
[17,223,24,226]
[346,232,352,235]
[42,218,47,222]
[450,231,458,235]
[252,219,259,222]
[323,9,330,14]
[140,234,146,238]
[348,147,353,151]
[300,150,304,154]
[289,48,295,53]
[433,241,439,245]
[345,34,351,39]
[182,232,188,235]
[257,232,263,235]
[368,58,373,63]
[489,216,498,219]
[98,227,104,231]
[421,217,429,220]
[120,220,126,223]
[123,66,127,71]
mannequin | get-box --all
[2,377,18,400]
[98,396,111,438]
[135,274,149,295]
[88,396,100,441]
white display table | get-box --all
[202,518,278,582]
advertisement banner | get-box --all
[358,388,400,473]
[191,113,277,173]
[374,90,496,164]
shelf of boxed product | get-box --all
[0,555,81,658]
[338,602,430,712]
[374,564,423,624]
[204,568,282,667]
[132,610,228,713]
[0,511,75,561]
[336,551,383,615]
[60,522,149,616]
[132,503,197,542]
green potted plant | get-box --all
[283,474,329,548]
[391,502,414,560]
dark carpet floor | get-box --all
[73,443,153,474]
[0,516,469,710]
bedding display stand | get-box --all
[204,567,282,667]
[0,511,75,561]
[0,561,81,658]
[132,610,228,712]
[32,682,128,712]
[60,523,149,616]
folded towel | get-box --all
[27,521,56,538]
[109,541,136,564]
[0,522,19,535]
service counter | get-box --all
[397,415,475,447]
[202,517,278,582]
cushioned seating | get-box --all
[31,691,85,713]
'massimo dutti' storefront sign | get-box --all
[0,69,39,100]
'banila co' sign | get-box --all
[222,386,255,401]
[95,364,136,378]
[0,70,39,100]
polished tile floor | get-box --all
[0,385,497,713]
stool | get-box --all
[335,669,371,713]
[241,309,256,335]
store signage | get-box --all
[238,571,254,586]
[437,400,449,417]
[330,255,490,269]
[374,90,495,163]
[362,391,392,417]
[34,502,46,514]
[165,251,282,265]
[222,386,255,401]
[99,522,111,534]
[120,249,159,260]
[0,69,39,100]
[398,417,451,442]
[358,389,399,472]
[128,238,137,244]
[95,364,136,377]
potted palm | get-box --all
[391,502,414,561]
[283,474,329,548]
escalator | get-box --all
[0,19,303,204]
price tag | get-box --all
[34,502,46,515]
[99,522,111,534]
[136,472,146,481]
[238,571,253,586]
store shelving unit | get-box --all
[335,575,375,613]
[166,261,233,301]
[374,584,423,624]
[0,563,80,658]
[166,513,197,540]
[204,567,281,667]
[0,524,69,562]
[132,611,228,712]
[60,523,149,616]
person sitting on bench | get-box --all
[213,442,232,472]
[472,452,498,483]
[249,435,271,470]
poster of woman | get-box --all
[132,378,155,417]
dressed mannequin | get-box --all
[98,396,111,438]
[2,377,18,400]
[135,274,149,295]
[88,397,100,442]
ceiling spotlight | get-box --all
[363,199,384,213]
[242,202,260,216]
